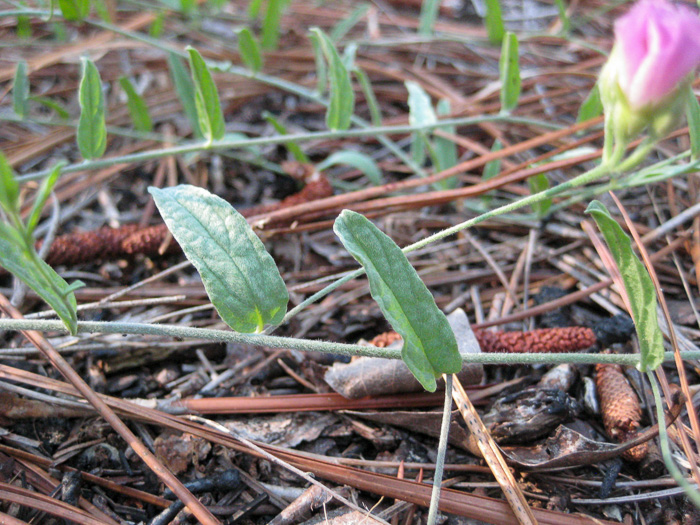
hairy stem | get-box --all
[0,318,698,366]
[427,374,453,525]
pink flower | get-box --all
[613,0,700,108]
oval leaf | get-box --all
[238,27,263,73]
[586,200,664,371]
[149,185,288,333]
[77,58,106,160]
[333,210,462,391]
[187,47,225,142]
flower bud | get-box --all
[600,0,700,142]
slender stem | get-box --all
[648,372,700,507]
[0,318,699,366]
[279,161,613,324]
[16,115,550,183]
[426,374,453,525]
[603,111,614,164]
[616,137,657,173]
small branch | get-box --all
[426,374,453,525]
[0,318,698,366]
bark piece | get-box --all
[325,309,483,399]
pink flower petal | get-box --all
[614,0,700,108]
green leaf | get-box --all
[93,1,112,22]
[527,173,551,217]
[12,60,29,118]
[553,0,570,34]
[58,0,90,21]
[77,58,106,160]
[586,200,664,371]
[353,67,382,126]
[168,53,202,138]
[433,98,458,188]
[418,0,440,35]
[13,60,29,119]
[149,185,289,333]
[334,210,462,391]
[262,112,309,162]
[0,222,80,335]
[317,150,382,185]
[248,0,264,18]
[187,47,225,143]
[17,15,31,39]
[481,140,502,206]
[577,84,603,123]
[499,32,520,113]
[119,76,153,133]
[406,80,436,167]
[149,12,165,37]
[484,0,505,44]
[261,0,288,50]
[686,87,700,162]
[180,0,196,14]
[238,27,263,73]
[310,28,355,131]
[330,3,369,42]
[310,35,328,95]
[26,163,63,235]
[29,96,70,119]
[483,141,502,181]
[0,152,20,217]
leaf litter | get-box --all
[0,0,699,524]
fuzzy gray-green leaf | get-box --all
[334,210,462,391]
[77,58,106,160]
[586,200,664,371]
[149,185,288,333]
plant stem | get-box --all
[16,114,553,183]
[280,160,613,324]
[648,372,700,507]
[0,318,698,366]
[426,374,452,525]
